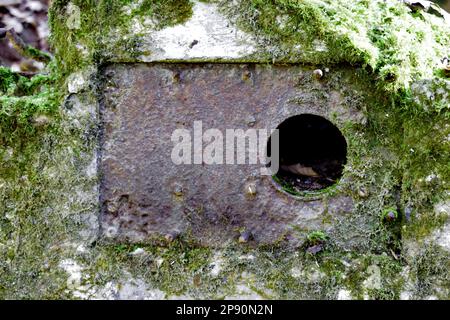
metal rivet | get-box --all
[313,69,323,79]
[238,230,253,243]
[165,231,179,242]
[245,182,257,196]
[173,183,183,196]
[242,70,252,81]
[172,72,181,83]
[246,115,256,127]
[358,186,368,198]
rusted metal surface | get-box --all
[100,63,362,246]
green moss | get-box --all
[272,174,339,199]
[410,244,450,299]
[91,242,213,296]
[220,0,449,95]
[0,67,20,94]
[403,212,448,241]
[306,231,328,245]
[381,207,398,222]
[133,0,193,29]
[48,0,194,75]
[0,60,95,298]
[24,46,52,63]
[0,68,65,298]
[0,65,60,155]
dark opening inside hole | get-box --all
[267,114,347,194]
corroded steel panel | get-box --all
[100,63,357,246]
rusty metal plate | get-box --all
[100,63,357,246]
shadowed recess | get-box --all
[268,114,347,193]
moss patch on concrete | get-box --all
[219,0,449,95]
[48,0,194,75]
[0,64,98,298]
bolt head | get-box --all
[242,70,252,81]
[245,182,257,196]
[386,211,396,220]
[238,230,253,243]
[165,231,179,242]
[173,183,183,196]
[358,187,368,198]
[313,69,323,79]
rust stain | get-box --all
[99,63,359,246]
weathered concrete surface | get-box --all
[136,1,257,62]
[100,63,364,246]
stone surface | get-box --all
[363,265,382,290]
[337,289,352,300]
[100,63,364,246]
[432,200,450,252]
[137,1,257,62]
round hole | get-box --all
[267,114,347,194]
